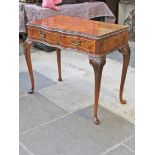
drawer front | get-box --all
[58,34,96,53]
[27,27,58,44]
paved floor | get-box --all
[19,41,135,155]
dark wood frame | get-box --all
[97,0,120,23]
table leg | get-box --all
[56,48,62,81]
[119,44,131,104]
[23,38,34,94]
[89,55,106,125]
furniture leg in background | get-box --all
[23,38,34,94]
[56,48,62,81]
[119,44,131,104]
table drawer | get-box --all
[27,27,58,44]
[58,34,96,53]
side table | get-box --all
[23,15,130,125]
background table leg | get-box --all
[56,48,62,81]
[23,38,34,94]
[89,55,106,125]
[119,44,131,104]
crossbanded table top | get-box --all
[27,15,128,39]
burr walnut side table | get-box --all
[24,15,130,125]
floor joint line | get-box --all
[19,113,71,136]
[20,142,35,155]
[122,143,135,153]
[99,135,135,155]
[20,102,94,136]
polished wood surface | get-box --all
[24,15,130,125]
[28,15,128,38]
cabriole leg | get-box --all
[23,38,34,94]
[89,55,106,125]
[119,44,131,104]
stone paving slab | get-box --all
[105,145,134,155]
[40,79,94,112]
[19,71,56,94]
[73,105,134,145]
[20,115,103,155]
[20,105,134,155]
[19,92,68,133]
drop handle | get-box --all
[39,30,45,38]
[71,39,81,46]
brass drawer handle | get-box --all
[39,30,45,38]
[71,39,81,46]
